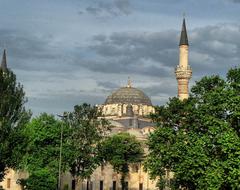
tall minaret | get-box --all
[0,49,7,72]
[175,18,192,100]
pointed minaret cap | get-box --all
[1,49,7,71]
[179,18,189,46]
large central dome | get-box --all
[105,86,152,106]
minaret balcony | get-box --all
[175,65,192,79]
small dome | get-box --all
[105,86,152,106]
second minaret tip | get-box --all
[0,49,7,72]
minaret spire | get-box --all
[1,49,7,72]
[179,18,189,46]
[175,18,192,100]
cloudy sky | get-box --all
[1,0,240,115]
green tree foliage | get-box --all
[99,132,144,190]
[145,67,240,190]
[0,68,31,181]
[25,168,56,190]
[17,104,109,189]
[20,113,71,190]
[65,103,110,185]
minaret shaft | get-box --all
[177,79,190,100]
[179,45,188,68]
[175,19,192,101]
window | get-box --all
[7,178,11,188]
[87,181,90,190]
[89,181,93,190]
[112,108,116,114]
[100,180,103,190]
[132,164,139,173]
[125,181,128,190]
[139,183,143,190]
[64,184,69,190]
[112,181,116,190]
[87,181,93,190]
[101,165,104,171]
[72,179,76,190]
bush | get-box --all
[25,168,57,190]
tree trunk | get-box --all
[121,173,126,190]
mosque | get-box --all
[0,18,191,190]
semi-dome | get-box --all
[105,85,152,106]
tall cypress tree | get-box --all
[0,51,31,181]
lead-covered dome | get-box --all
[105,86,152,106]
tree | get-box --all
[145,67,240,189]
[0,68,31,181]
[19,113,71,190]
[99,132,144,190]
[16,104,109,189]
[65,103,110,187]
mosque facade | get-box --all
[60,17,191,190]
[75,80,157,190]
[0,18,191,190]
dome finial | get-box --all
[127,77,132,88]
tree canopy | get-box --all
[20,113,71,173]
[0,68,31,181]
[13,104,110,190]
[65,103,110,186]
[18,113,71,190]
[145,67,240,190]
[99,132,144,190]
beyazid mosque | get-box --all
[0,18,192,190]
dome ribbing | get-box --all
[105,86,152,106]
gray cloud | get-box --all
[79,58,172,78]
[97,81,119,90]
[2,21,240,115]
[190,24,240,76]
[28,92,105,116]
[142,82,177,98]
[0,29,61,72]
[114,0,131,15]
[0,29,86,74]
[3,21,239,89]
[228,0,240,3]
[0,30,54,59]
[84,0,131,17]
[83,23,240,80]
[86,6,101,15]
[1,0,240,116]
[80,30,178,77]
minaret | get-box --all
[0,49,7,72]
[175,18,192,100]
